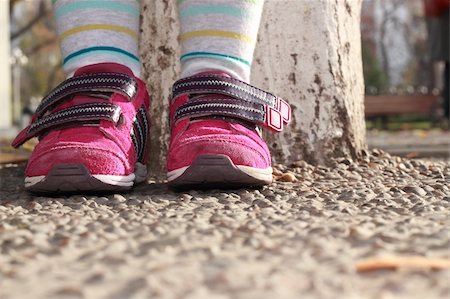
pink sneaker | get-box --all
[167,73,291,188]
[12,63,150,193]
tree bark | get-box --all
[140,0,366,174]
[139,0,180,174]
[252,0,367,165]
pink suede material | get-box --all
[167,118,271,171]
[27,139,128,176]
[167,72,272,172]
[25,63,150,177]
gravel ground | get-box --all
[0,150,449,299]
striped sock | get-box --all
[178,0,264,82]
[53,0,141,77]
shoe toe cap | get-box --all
[26,145,130,177]
[167,121,271,171]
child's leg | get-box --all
[54,0,141,77]
[12,0,150,193]
[178,0,264,82]
[167,0,291,188]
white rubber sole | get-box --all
[167,164,272,182]
[167,154,273,189]
[25,162,147,193]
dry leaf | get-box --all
[0,153,29,164]
[356,256,450,272]
[405,152,418,159]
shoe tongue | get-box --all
[194,71,232,78]
[53,63,133,112]
[73,63,134,77]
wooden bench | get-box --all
[365,95,440,117]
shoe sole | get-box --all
[167,154,272,189]
[25,163,147,194]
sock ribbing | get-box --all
[53,0,141,77]
[178,0,264,82]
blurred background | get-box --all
[1,0,449,163]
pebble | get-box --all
[272,168,283,176]
[402,186,427,197]
[253,198,272,208]
[291,160,310,168]
[94,197,110,205]
[345,172,362,181]
[349,225,373,240]
[113,194,128,203]
[339,158,353,165]
[278,172,297,182]
[423,185,434,193]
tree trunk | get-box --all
[252,0,366,165]
[139,0,180,175]
[140,0,366,174]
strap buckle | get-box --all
[265,97,291,132]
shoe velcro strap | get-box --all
[172,75,291,132]
[172,75,277,107]
[174,97,265,124]
[34,72,137,119]
[11,103,122,148]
